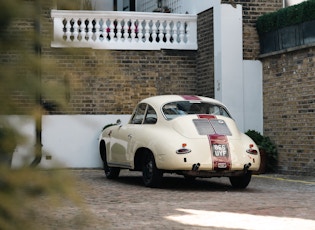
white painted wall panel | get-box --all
[243,60,263,133]
[214,4,244,130]
[40,115,130,168]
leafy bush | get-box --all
[246,130,278,173]
[0,1,94,229]
[257,0,315,34]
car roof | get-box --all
[140,95,226,107]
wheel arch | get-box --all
[99,140,106,162]
[134,147,154,171]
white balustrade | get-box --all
[51,10,197,50]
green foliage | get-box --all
[245,130,278,173]
[0,1,94,229]
[256,0,315,34]
[0,167,92,230]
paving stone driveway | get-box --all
[60,169,315,230]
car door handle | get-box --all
[128,134,132,139]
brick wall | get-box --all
[40,2,218,114]
[43,49,197,114]
[262,47,315,175]
[3,1,198,115]
[221,0,282,60]
[4,1,314,176]
[0,1,38,114]
[197,8,214,98]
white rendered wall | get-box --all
[10,115,130,168]
[243,60,263,133]
[214,4,244,130]
[39,115,130,168]
[3,116,36,168]
[213,4,263,133]
[180,0,220,14]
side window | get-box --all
[143,105,157,124]
[130,103,146,124]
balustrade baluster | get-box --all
[151,20,157,43]
[165,20,171,43]
[109,20,115,41]
[51,10,197,50]
[69,19,75,41]
[91,19,96,41]
[159,21,164,43]
[65,18,71,41]
[99,19,104,41]
[94,19,100,42]
[77,19,82,41]
[155,20,160,42]
[130,19,136,41]
[105,19,110,41]
[84,19,89,41]
[117,19,122,40]
[88,19,93,41]
[72,18,78,42]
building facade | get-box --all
[2,0,315,175]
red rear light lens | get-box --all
[246,144,258,155]
[176,148,191,154]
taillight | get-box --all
[246,144,258,155]
[176,143,191,154]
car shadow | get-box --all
[107,173,259,192]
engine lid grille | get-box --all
[193,119,232,136]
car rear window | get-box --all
[162,101,231,120]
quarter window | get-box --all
[143,105,157,124]
[130,103,157,124]
[130,103,146,124]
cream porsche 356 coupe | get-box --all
[99,95,260,188]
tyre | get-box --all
[104,162,120,179]
[229,171,252,189]
[99,141,120,179]
[142,152,163,188]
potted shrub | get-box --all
[245,130,278,174]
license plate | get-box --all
[212,144,228,157]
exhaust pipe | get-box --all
[192,163,200,171]
[243,163,252,173]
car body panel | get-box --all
[99,95,260,177]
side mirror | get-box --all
[116,119,121,125]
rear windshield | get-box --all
[162,101,231,120]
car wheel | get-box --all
[100,141,120,179]
[142,152,163,188]
[104,162,120,179]
[229,171,252,189]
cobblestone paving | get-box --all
[53,169,315,230]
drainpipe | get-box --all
[30,0,42,167]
